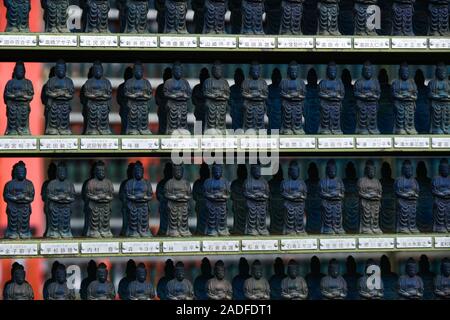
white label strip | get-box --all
[394,137,429,148]
[358,237,395,249]
[279,137,316,149]
[238,37,276,48]
[162,241,201,253]
[241,240,278,251]
[160,138,199,149]
[0,138,37,150]
[39,35,78,47]
[432,137,450,148]
[434,237,450,248]
[391,38,427,49]
[80,138,119,150]
[40,138,78,150]
[159,36,197,48]
[121,241,161,253]
[0,243,38,256]
[81,242,120,254]
[429,38,450,49]
[315,37,352,49]
[199,36,237,48]
[319,238,356,250]
[119,36,158,48]
[240,137,278,149]
[121,138,159,150]
[353,37,390,49]
[280,238,318,250]
[356,137,392,149]
[202,240,240,252]
[79,35,117,47]
[201,138,238,149]
[396,237,432,248]
[318,137,354,149]
[40,243,79,255]
[0,35,37,46]
[277,37,314,49]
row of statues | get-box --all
[5,60,450,135]
[4,158,450,239]
[4,0,450,36]
[3,255,450,300]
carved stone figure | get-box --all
[80,260,97,300]
[46,264,75,300]
[41,0,69,33]
[320,259,347,300]
[353,0,377,35]
[241,0,265,34]
[320,160,345,234]
[269,168,284,234]
[164,0,188,33]
[244,260,270,300]
[428,63,450,134]
[306,256,325,300]
[392,0,414,35]
[167,262,194,300]
[267,68,282,132]
[279,0,304,34]
[164,164,192,237]
[229,68,245,130]
[157,163,172,235]
[318,62,345,134]
[4,62,34,136]
[317,0,340,35]
[269,258,285,299]
[83,0,110,33]
[343,162,359,233]
[281,259,308,300]
[192,68,209,130]
[392,63,418,134]
[164,62,192,134]
[358,259,384,299]
[207,260,232,300]
[398,258,424,300]
[343,256,362,300]
[156,68,172,134]
[194,258,214,300]
[157,259,174,300]
[203,0,226,33]
[306,163,321,234]
[4,0,31,32]
[128,263,156,300]
[87,263,116,300]
[3,161,35,239]
[45,162,75,238]
[118,0,149,33]
[280,61,306,134]
[118,259,136,300]
[434,258,450,299]
[354,61,381,134]
[83,161,114,238]
[395,160,420,233]
[192,0,205,33]
[231,164,247,234]
[244,164,270,235]
[3,264,34,300]
[82,61,113,135]
[242,62,268,130]
[428,0,449,35]
[203,62,230,134]
[432,159,450,232]
[232,257,251,300]
[43,261,60,300]
[358,160,383,234]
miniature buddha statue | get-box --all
[432,159,450,232]
[428,0,450,36]
[281,259,308,300]
[398,258,424,300]
[119,0,149,33]
[428,63,450,134]
[320,160,345,234]
[232,257,251,300]
[128,263,156,300]
[42,0,69,33]
[241,0,265,34]
[242,62,269,131]
[167,262,194,300]
[269,258,286,299]
[358,259,384,299]
[279,0,304,34]
[203,0,227,33]
[83,0,110,33]
[395,160,420,233]
[244,260,270,300]
[231,164,248,234]
[207,260,232,300]
[87,263,116,300]
[320,259,347,300]
[46,264,76,300]
[3,264,34,300]
[354,0,378,35]
[434,258,450,299]
[4,0,31,32]
[164,0,188,33]
[392,63,418,134]
[194,258,214,300]
[157,259,175,300]
[392,0,414,35]
[317,0,341,35]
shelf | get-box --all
[0,234,447,259]
[0,33,448,63]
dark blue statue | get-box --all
[4,0,30,32]
[167,262,194,300]
[392,0,414,35]
[269,258,286,300]
[45,264,75,300]
[4,62,34,136]
[241,0,265,34]
[428,0,450,35]
[192,68,209,131]
[232,257,251,300]
[118,67,133,135]
[280,61,306,135]
[157,163,172,235]
[124,62,152,135]
[156,68,172,134]
[320,160,345,234]
[242,62,268,131]
[194,258,214,300]
[358,259,384,299]
[203,0,226,33]
[206,260,233,300]
[398,258,424,300]
[87,263,116,300]
[416,161,433,232]
[343,162,359,233]
[157,259,174,300]
[3,161,35,239]
[381,255,399,300]
[118,0,149,33]
[193,163,209,235]
[118,259,136,300]
[231,164,247,234]
[395,160,420,233]
[305,68,320,134]
[44,60,74,135]
[343,256,362,300]
[281,259,309,300]
[320,259,347,299]
[392,63,418,134]
[280,0,304,34]
[318,62,345,134]
[354,61,381,134]
[434,258,450,299]
[83,0,110,33]
[429,63,450,134]
[4,264,34,300]
[164,0,188,33]
[267,68,282,133]
[243,164,270,235]
[305,162,321,233]
[244,260,270,300]
[203,164,231,236]
[381,162,396,233]
[358,160,383,234]
[305,256,325,300]
[269,168,284,234]
[42,0,69,33]
[354,0,377,35]
[317,0,340,35]
[229,68,245,130]
[128,263,156,300]
[281,161,307,235]
[432,159,450,232]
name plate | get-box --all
[238,37,276,49]
[279,137,316,149]
[81,242,120,254]
[202,240,240,252]
[162,241,201,253]
[241,240,278,251]
[0,35,37,46]
[280,238,318,251]
[0,243,38,256]
[80,138,119,150]
[201,137,237,149]
[39,35,78,47]
[79,35,118,47]
[394,137,429,148]
[0,138,37,150]
[353,38,390,49]
[40,242,79,255]
[199,36,236,48]
[429,38,450,49]
[121,138,159,150]
[318,137,354,149]
[319,238,356,250]
[356,137,392,149]
[432,137,450,148]
[122,241,161,253]
[315,37,352,49]
[358,237,395,249]
[277,37,314,49]
[391,38,427,49]
[240,137,278,149]
[396,237,432,248]
[40,138,78,150]
[119,36,158,48]
[160,138,199,149]
[434,237,450,248]
[159,36,197,48]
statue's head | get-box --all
[173,164,184,180]
[271,68,282,86]
[199,67,210,83]
[399,62,409,81]
[126,259,136,279]
[14,161,27,181]
[328,259,340,278]
[436,62,447,81]
[287,61,299,80]
[163,162,173,179]
[273,257,284,276]
[201,258,212,276]
[287,259,299,279]
[381,162,392,179]
[249,61,260,80]
[165,259,175,278]
[237,164,248,180]
[288,160,300,180]
[441,258,450,277]
[364,160,375,179]
[55,264,67,285]
[250,164,261,179]
[439,159,449,178]
[199,162,210,180]
[212,61,223,79]
[251,260,263,280]
[362,61,373,80]
[133,62,144,80]
[97,263,108,283]
[326,159,337,179]
[13,264,26,285]
[405,258,417,277]
[401,160,413,179]
[175,262,185,281]
[92,61,103,80]
[133,161,144,180]
[326,62,337,80]
[239,257,249,275]
[136,263,147,283]
[163,67,172,82]
[14,61,25,80]
[234,68,245,85]
[57,162,68,181]
[212,163,223,180]
[55,59,66,79]
[94,161,106,181]
[365,258,377,275]
[214,260,226,280]
[173,61,183,80]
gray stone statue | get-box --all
[242,62,268,130]
[206,260,233,300]
[164,164,192,237]
[3,161,35,239]
[358,259,384,299]
[128,263,156,300]
[83,0,110,33]
[231,164,247,234]
[203,61,230,134]
[317,0,340,35]
[4,62,34,136]
[83,161,114,238]
[281,259,308,300]
[241,0,265,34]
[395,160,420,233]
[354,0,377,35]
[392,63,418,134]
[164,0,188,33]
[398,258,424,300]
[357,160,383,234]
[354,61,381,134]
[279,0,304,34]
[203,0,227,33]
[392,0,414,36]
[87,263,116,300]
[432,159,450,232]
[163,62,192,134]
[45,264,76,300]
[243,164,270,235]
[434,258,450,299]
[320,259,347,300]
[4,0,30,32]
[428,0,449,36]
[3,264,34,300]
[118,0,149,33]
[44,60,74,135]
[244,260,270,300]
[318,62,345,134]
[280,61,306,135]
[41,0,69,33]
[428,63,450,134]
[167,262,194,300]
